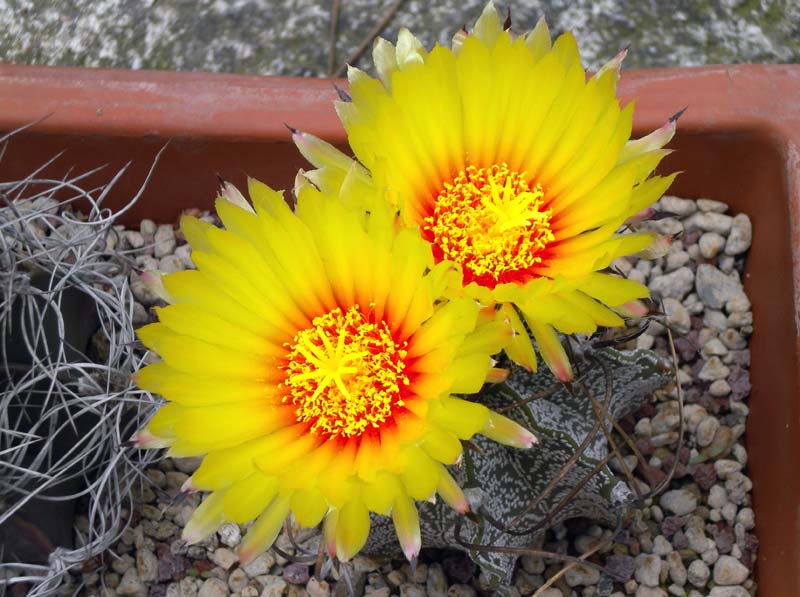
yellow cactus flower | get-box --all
[133,179,536,564]
[293,2,678,381]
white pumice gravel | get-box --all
[66,197,756,596]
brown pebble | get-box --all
[157,543,187,583]
[672,530,689,551]
[190,559,216,574]
[283,563,310,585]
[709,523,734,554]
[638,402,656,418]
[691,463,718,491]
[660,515,687,537]
[635,437,654,457]
[443,554,477,584]
[673,336,697,362]
[727,350,750,367]
[728,367,751,398]
[640,462,666,487]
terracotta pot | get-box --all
[1,63,798,595]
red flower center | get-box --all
[280,305,410,439]
[421,164,554,289]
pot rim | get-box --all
[1,61,799,595]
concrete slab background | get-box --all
[0,0,797,77]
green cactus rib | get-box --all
[362,347,671,589]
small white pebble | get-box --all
[699,232,726,259]
[140,218,157,236]
[722,502,738,524]
[709,379,731,396]
[636,333,655,350]
[696,198,728,213]
[635,418,653,436]
[653,535,672,555]
[732,444,748,465]
[736,507,755,530]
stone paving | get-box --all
[0,0,798,77]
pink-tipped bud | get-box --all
[636,231,674,260]
[138,270,175,304]
[293,168,312,195]
[482,412,538,449]
[181,476,198,494]
[292,129,352,172]
[452,27,469,53]
[322,510,338,557]
[218,180,254,214]
[498,303,538,372]
[620,119,677,162]
[181,491,226,546]
[436,470,470,514]
[596,45,629,81]
[129,428,171,449]
[616,300,650,319]
[392,497,421,562]
[237,495,292,565]
[486,367,510,383]
[625,207,657,225]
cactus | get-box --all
[363,347,671,588]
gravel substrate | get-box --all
[67,196,755,597]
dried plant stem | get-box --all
[504,404,605,531]
[327,0,342,76]
[333,0,406,78]
[0,135,165,595]
[532,538,604,597]
[453,514,604,572]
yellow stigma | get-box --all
[281,305,410,439]
[422,164,555,286]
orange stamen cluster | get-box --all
[422,164,555,287]
[280,305,410,439]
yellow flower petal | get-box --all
[497,303,538,372]
[400,446,443,501]
[392,495,421,561]
[183,490,227,544]
[253,431,319,477]
[291,487,329,528]
[430,397,490,440]
[619,119,676,163]
[524,318,574,382]
[335,498,370,562]
[373,36,398,87]
[436,467,470,513]
[143,401,180,440]
[525,17,552,60]
[153,303,281,356]
[421,426,463,465]
[223,472,279,524]
[449,353,492,394]
[238,494,292,565]
[396,28,427,68]
[135,361,277,407]
[191,426,304,491]
[581,272,649,307]
[361,471,402,515]
[323,509,338,557]
[138,326,269,379]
